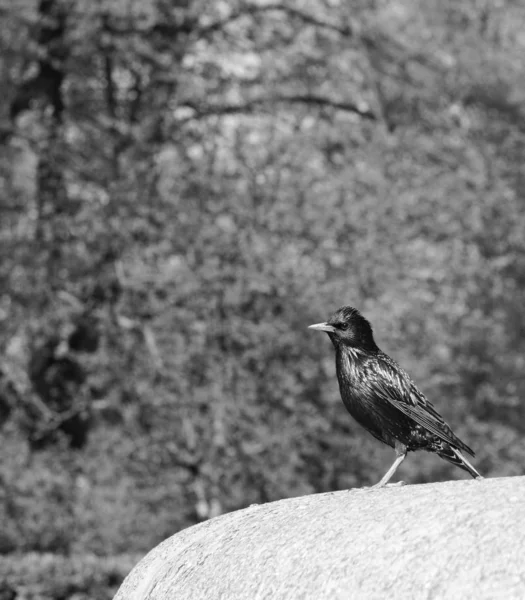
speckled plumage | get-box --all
[309,306,482,486]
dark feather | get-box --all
[435,443,482,479]
[371,352,475,457]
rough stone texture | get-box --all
[114,476,525,599]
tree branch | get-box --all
[100,3,353,40]
[177,94,375,122]
[198,3,354,37]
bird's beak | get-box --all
[308,322,335,333]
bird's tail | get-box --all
[438,445,483,479]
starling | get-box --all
[309,306,482,487]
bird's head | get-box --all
[308,306,378,352]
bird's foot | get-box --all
[369,480,406,490]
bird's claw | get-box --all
[367,480,407,490]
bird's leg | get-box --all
[371,446,407,489]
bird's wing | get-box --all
[370,353,475,456]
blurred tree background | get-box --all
[1,0,525,596]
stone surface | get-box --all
[114,476,525,599]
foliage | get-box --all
[1,0,525,595]
[0,553,137,600]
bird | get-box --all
[309,305,482,488]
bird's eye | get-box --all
[339,322,349,331]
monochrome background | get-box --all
[0,1,523,596]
